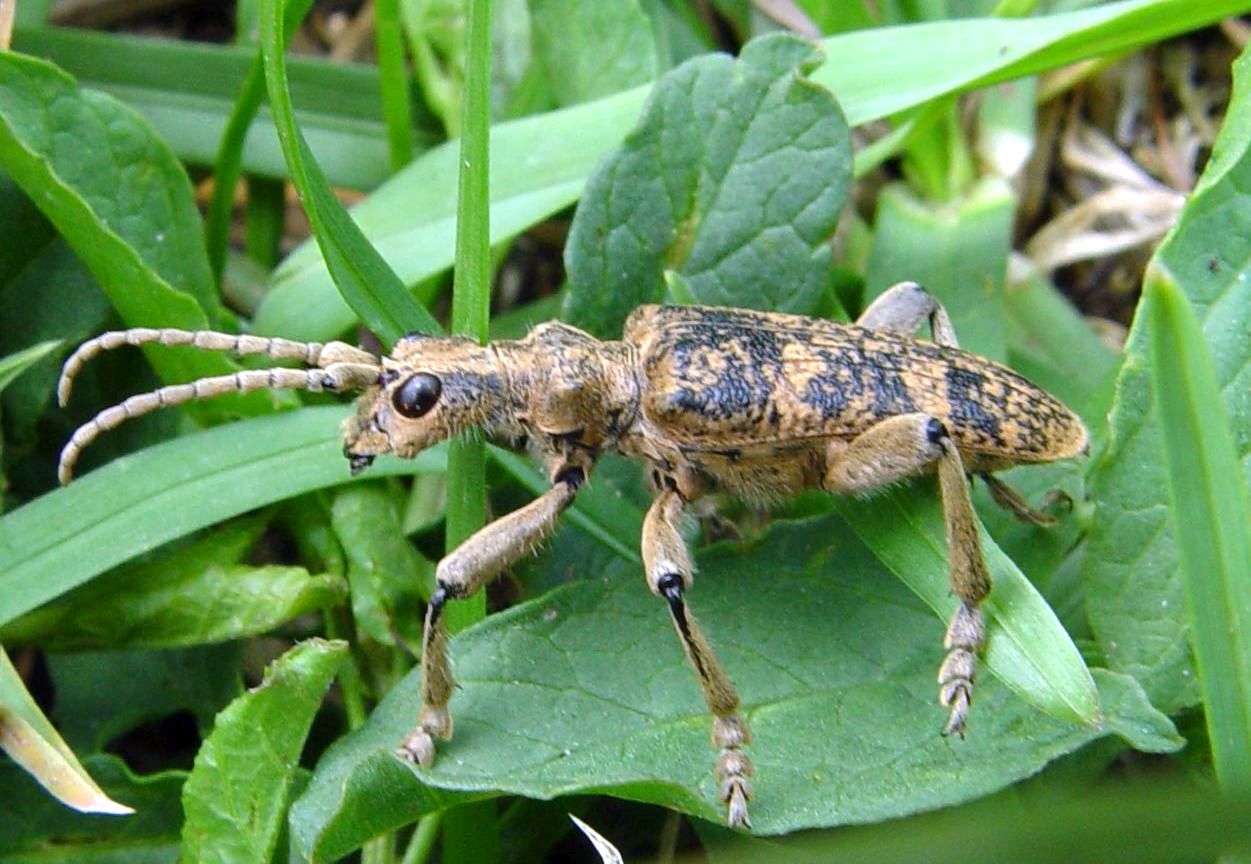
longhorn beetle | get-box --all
[58,282,1088,828]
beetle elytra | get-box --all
[59,281,1088,828]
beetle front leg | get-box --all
[823,413,990,736]
[398,465,586,767]
[643,487,754,829]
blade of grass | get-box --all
[1147,272,1251,795]
[0,407,446,628]
[376,0,416,171]
[205,0,313,282]
[258,0,438,344]
[441,0,497,859]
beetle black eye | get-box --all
[392,373,442,419]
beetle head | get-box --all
[342,333,505,473]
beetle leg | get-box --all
[398,465,587,768]
[857,281,959,348]
[980,473,1062,526]
[823,413,990,736]
[643,487,754,829]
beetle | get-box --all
[58,281,1088,828]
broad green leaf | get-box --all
[0,516,346,650]
[529,0,657,107]
[1085,43,1251,714]
[0,647,132,815]
[331,483,434,646]
[0,753,183,861]
[0,50,219,322]
[864,178,1012,360]
[258,0,438,345]
[0,52,277,416]
[563,34,849,337]
[255,0,1243,343]
[0,407,445,629]
[1147,275,1251,794]
[289,515,1175,859]
[12,26,424,191]
[181,639,346,864]
[46,644,242,755]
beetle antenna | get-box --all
[58,328,383,485]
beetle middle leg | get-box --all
[643,486,754,829]
[823,413,991,736]
[398,465,587,767]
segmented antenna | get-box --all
[58,328,383,485]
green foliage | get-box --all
[564,35,850,336]
[287,516,1176,856]
[0,0,1248,861]
[1085,43,1251,715]
[180,640,346,864]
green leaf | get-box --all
[563,34,850,337]
[0,407,445,629]
[46,644,242,755]
[205,0,314,282]
[1085,42,1251,714]
[0,753,184,861]
[289,515,1174,859]
[0,51,277,416]
[255,0,1242,343]
[1147,274,1251,795]
[1,516,347,650]
[180,639,346,864]
[0,242,109,450]
[529,0,657,106]
[0,646,132,816]
[0,50,219,321]
[13,25,422,191]
[258,0,438,345]
[833,484,1100,728]
[0,340,59,394]
[699,772,1249,864]
[1002,268,1118,429]
[331,484,433,646]
[863,178,1012,360]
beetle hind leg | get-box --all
[823,413,990,736]
[644,488,754,829]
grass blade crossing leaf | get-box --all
[257,0,437,344]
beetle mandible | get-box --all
[58,281,1088,828]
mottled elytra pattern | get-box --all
[58,283,1088,830]
[626,304,1086,462]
